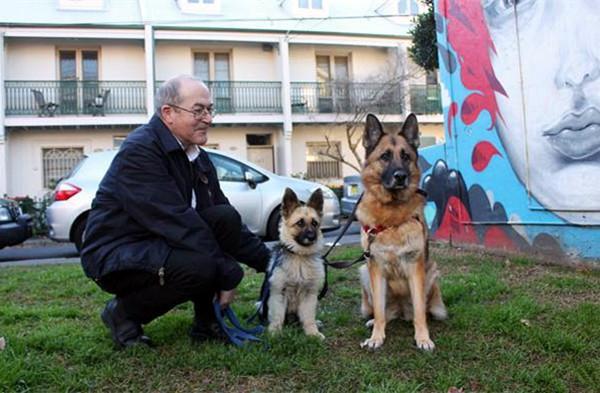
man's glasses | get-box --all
[167,103,215,118]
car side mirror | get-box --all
[244,171,257,189]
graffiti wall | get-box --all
[420,0,600,260]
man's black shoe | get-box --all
[189,319,229,344]
[101,298,153,349]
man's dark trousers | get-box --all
[98,204,249,325]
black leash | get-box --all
[318,193,367,300]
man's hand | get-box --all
[218,289,236,309]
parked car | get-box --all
[340,175,363,217]
[0,198,33,249]
[46,149,341,251]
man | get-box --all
[81,75,270,348]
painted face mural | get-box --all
[423,0,600,259]
[483,0,600,224]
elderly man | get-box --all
[81,75,270,348]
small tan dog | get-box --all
[266,187,326,339]
[357,113,447,351]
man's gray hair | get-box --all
[154,75,207,116]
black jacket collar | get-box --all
[149,115,182,154]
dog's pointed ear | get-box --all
[363,113,385,158]
[282,187,300,219]
[399,113,420,150]
[307,188,324,216]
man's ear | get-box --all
[399,113,420,150]
[160,105,174,123]
[363,113,385,158]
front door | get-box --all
[59,51,78,114]
[247,146,274,172]
[59,50,99,114]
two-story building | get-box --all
[0,0,443,198]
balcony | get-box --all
[4,80,147,116]
[410,84,442,114]
[290,81,403,114]
[4,80,408,119]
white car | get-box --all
[46,149,341,251]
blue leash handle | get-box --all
[212,300,264,347]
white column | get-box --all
[278,36,293,176]
[397,44,412,114]
[0,32,8,196]
[144,24,155,119]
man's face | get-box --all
[162,80,213,147]
[484,0,600,223]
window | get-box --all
[177,0,221,14]
[58,49,99,114]
[42,147,84,189]
[398,0,419,15]
[316,55,350,112]
[298,0,322,9]
[193,52,230,82]
[113,136,127,148]
[209,153,245,182]
[194,52,231,112]
[426,70,438,85]
[306,142,341,179]
[58,0,104,10]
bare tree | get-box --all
[317,49,422,173]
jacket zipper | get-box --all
[158,267,165,286]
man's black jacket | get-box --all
[81,115,269,290]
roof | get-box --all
[0,0,414,37]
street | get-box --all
[0,219,361,266]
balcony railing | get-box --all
[4,80,147,116]
[410,84,442,114]
[4,80,415,118]
[290,82,403,114]
[154,81,282,114]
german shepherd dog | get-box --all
[266,188,326,339]
[357,113,447,351]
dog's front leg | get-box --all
[267,288,287,334]
[297,293,325,339]
[407,259,435,351]
[361,261,387,349]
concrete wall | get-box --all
[5,39,145,80]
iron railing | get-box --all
[4,80,147,116]
[290,81,403,114]
[154,81,282,114]
[410,84,442,114]
[4,80,417,117]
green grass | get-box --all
[1,244,599,392]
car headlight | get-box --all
[0,207,12,223]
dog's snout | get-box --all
[304,229,317,241]
[393,170,407,184]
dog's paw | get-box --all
[360,336,384,350]
[365,319,375,328]
[415,337,435,351]
[429,304,448,320]
[308,331,325,340]
[267,324,283,334]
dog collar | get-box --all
[362,225,387,235]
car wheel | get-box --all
[72,216,88,253]
[266,208,281,241]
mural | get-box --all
[421,0,600,260]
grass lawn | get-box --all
[1,243,599,392]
